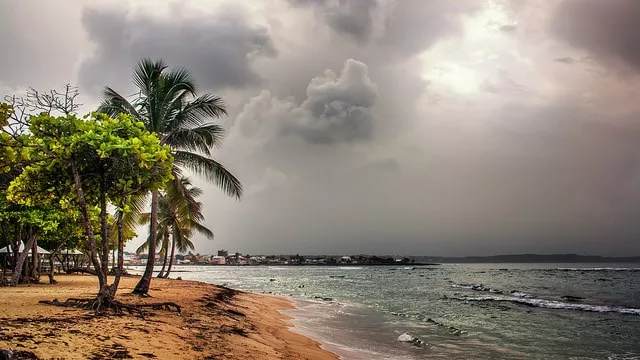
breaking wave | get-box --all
[555,268,640,272]
[459,294,640,315]
[451,282,640,315]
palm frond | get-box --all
[163,124,226,156]
[190,221,214,240]
[132,58,167,97]
[173,93,227,129]
[173,151,242,199]
[98,87,143,121]
[121,194,148,231]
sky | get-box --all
[2,0,640,256]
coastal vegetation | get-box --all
[0,59,241,312]
[98,59,242,295]
[137,177,213,279]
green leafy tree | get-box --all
[8,112,173,309]
[98,59,242,295]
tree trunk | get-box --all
[71,158,107,293]
[157,233,169,278]
[11,232,37,286]
[30,238,39,283]
[99,185,109,280]
[133,190,159,295]
[109,206,126,297]
[11,226,20,270]
[48,250,58,284]
[164,230,177,278]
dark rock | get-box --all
[561,295,585,302]
[0,349,13,360]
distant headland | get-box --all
[125,252,640,266]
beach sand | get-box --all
[0,274,339,360]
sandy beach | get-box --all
[0,274,339,360]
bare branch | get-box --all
[2,84,82,137]
[25,84,81,116]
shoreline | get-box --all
[0,274,339,359]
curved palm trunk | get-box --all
[133,190,159,295]
[109,204,126,296]
[163,230,177,278]
[157,233,169,278]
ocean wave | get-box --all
[510,291,533,298]
[451,283,503,294]
[459,295,640,315]
[555,267,640,272]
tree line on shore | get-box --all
[0,59,242,313]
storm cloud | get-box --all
[552,0,640,72]
[289,0,379,43]
[79,2,276,94]
[3,0,640,256]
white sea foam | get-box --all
[509,291,533,298]
[556,267,640,271]
[462,295,640,315]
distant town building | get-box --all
[210,256,226,265]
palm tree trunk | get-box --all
[157,233,169,278]
[109,206,126,296]
[164,231,177,278]
[133,190,159,295]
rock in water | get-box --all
[398,333,414,342]
[398,332,426,347]
[561,295,585,302]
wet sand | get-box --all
[0,274,339,359]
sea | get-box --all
[131,263,640,359]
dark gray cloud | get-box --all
[286,0,478,58]
[378,0,480,59]
[209,99,640,256]
[78,3,276,94]
[236,59,378,144]
[552,0,640,72]
[6,0,640,256]
[286,59,377,143]
[288,0,378,43]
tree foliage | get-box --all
[99,59,241,295]
[7,112,174,302]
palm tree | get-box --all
[99,59,241,295]
[137,177,213,278]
